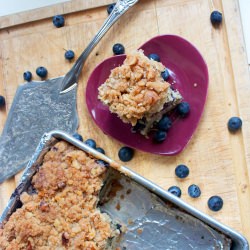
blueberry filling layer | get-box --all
[131,89,182,136]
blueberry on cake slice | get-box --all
[98,50,182,136]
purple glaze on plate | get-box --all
[86,35,209,155]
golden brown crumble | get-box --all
[0,141,117,250]
[98,50,171,126]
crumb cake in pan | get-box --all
[0,141,118,250]
[98,50,182,135]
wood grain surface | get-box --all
[0,0,250,243]
[0,0,114,29]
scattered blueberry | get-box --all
[227,117,242,132]
[168,186,182,197]
[96,147,105,154]
[161,69,170,81]
[153,130,167,143]
[158,116,172,131]
[148,53,160,62]
[210,10,222,26]
[52,15,65,28]
[118,146,134,162]
[23,71,32,82]
[72,133,83,142]
[175,164,189,179]
[65,50,75,60]
[36,66,48,78]
[188,184,201,198]
[177,102,190,117]
[0,96,5,107]
[208,196,223,212]
[107,3,116,15]
[113,43,125,55]
[85,139,97,149]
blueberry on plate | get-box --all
[107,3,116,15]
[65,50,75,60]
[85,139,97,149]
[118,146,134,162]
[96,147,105,154]
[168,186,182,197]
[177,102,190,117]
[23,71,32,82]
[210,10,222,25]
[148,53,160,62]
[161,69,170,81]
[208,195,223,212]
[52,15,65,28]
[113,43,125,55]
[153,130,167,143]
[158,116,172,131]
[227,117,242,132]
[0,95,5,107]
[175,164,189,179]
[36,66,48,78]
[188,184,201,198]
[72,132,83,142]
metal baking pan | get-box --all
[0,130,249,249]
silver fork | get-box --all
[60,0,139,94]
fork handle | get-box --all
[60,0,138,94]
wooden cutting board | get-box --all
[1,0,250,242]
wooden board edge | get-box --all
[222,0,250,241]
[0,0,114,30]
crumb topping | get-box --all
[0,141,116,250]
[98,50,170,126]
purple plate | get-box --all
[86,35,208,155]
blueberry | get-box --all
[36,66,48,78]
[96,159,109,167]
[188,184,201,198]
[175,164,189,179]
[85,139,96,149]
[148,53,160,62]
[72,133,83,142]
[0,95,5,107]
[168,186,182,197]
[161,69,170,81]
[65,50,75,60]
[96,147,105,154]
[158,116,172,131]
[132,119,146,132]
[118,146,134,162]
[116,224,122,232]
[228,117,242,132]
[107,3,116,15]
[208,196,223,212]
[210,10,222,25]
[113,43,125,55]
[23,71,32,82]
[52,15,65,28]
[177,102,190,117]
[153,130,167,143]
